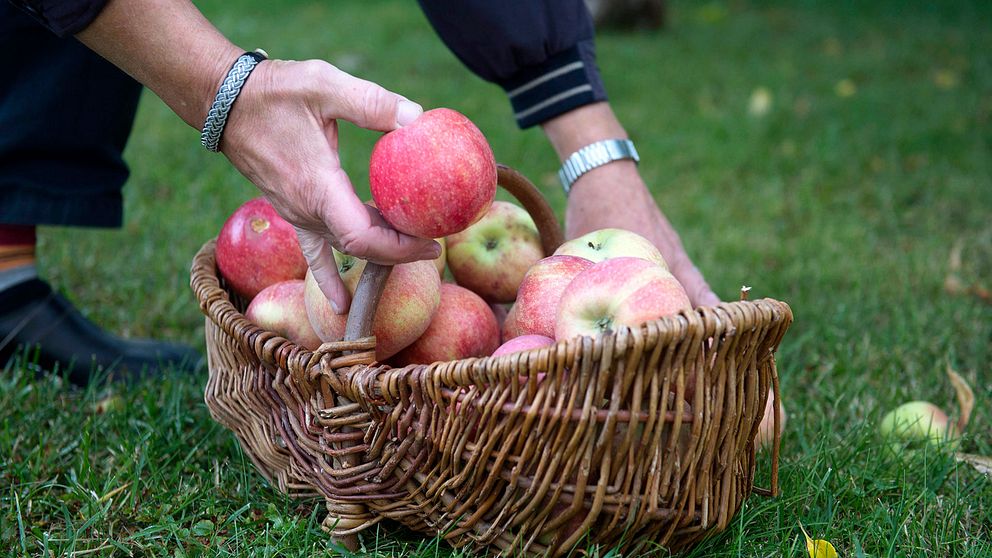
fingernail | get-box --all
[431,241,442,258]
[396,100,423,127]
[330,298,342,315]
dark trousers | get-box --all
[1,3,141,228]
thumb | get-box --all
[325,68,423,131]
[296,227,351,315]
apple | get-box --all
[369,108,497,239]
[446,201,544,303]
[216,197,307,299]
[501,303,523,342]
[879,401,960,455]
[513,255,594,339]
[392,283,500,366]
[246,279,322,350]
[304,256,441,360]
[434,237,448,276]
[754,388,787,450]
[555,257,691,340]
[492,334,555,357]
[553,228,668,269]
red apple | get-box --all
[369,108,497,239]
[492,334,555,357]
[391,283,499,365]
[755,388,787,450]
[501,303,523,342]
[216,197,307,299]
[513,255,594,339]
[445,201,544,303]
[246,279,322,349]
[555,258,691,340]
[553,228,668,269]
[304,256,441,360]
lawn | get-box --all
[3,0,991,556]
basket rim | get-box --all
[191,236,794,376]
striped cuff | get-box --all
[500,40,608,129]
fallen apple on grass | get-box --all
[245,279,321,350]
[555,257,691,340]
[446,201,544,303]
[216,197,307,299]
[878,366,974,457]
[370,108,496,239]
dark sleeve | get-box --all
[417,0,608,129]
[7,0,110,37]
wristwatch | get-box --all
[558,138,639,195]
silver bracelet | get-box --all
[200,49,268,152]
[558,138,639,195]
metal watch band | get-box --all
[200,49,268,152]
[558,138,640,195]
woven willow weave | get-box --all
[191,165,793,556]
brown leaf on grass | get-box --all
[946,365,974,433]
[955,453,992,478]
[943,240,991,304]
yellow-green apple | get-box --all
[879,401,960,455]
[754,388,787,450]
[392,283,500,365]
[245,279,322,349]
[555,258,691,340]
[369,108,497,239]
[553,228,668,269]
[513,255,593,339]
[216,197,307,299]
[501,303,523,342]
[446,201,544,303]
[304,257,441,360]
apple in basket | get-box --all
[501,303,523,342]
[245,279,322,350]
[556,257,691,340]
[369,108,497,239]
[553,228,668,268]
[512,255,594,339]
[392,283,500,366]
[446,201,544,303]
[304,252,441,360]
[216,197,307,299]
[754,387,787,450]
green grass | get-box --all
[3,0,991,555]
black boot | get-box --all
[0,278,202,386]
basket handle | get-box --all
[344,163,564,341]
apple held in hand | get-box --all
[246,279,322,350]
[392,283,500,366]
[216,197,307,299]
[553,228,668,269]
[513,255,593,339]
[370,108,497,239]
[446,201,544,303]
[304,255,441,360]
[555,257,691,340]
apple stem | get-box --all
[740,285,752,301]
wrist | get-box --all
[541,102,628,161]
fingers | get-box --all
[322,66,423,131]
[669,255,721,308]
[296,227,351,314]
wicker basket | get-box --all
[190,165,793,557]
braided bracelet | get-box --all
[200,49,268,152]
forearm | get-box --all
[76,0,241,129]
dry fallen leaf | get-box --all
[956,453,992,478]
[946,365,974,433]
[800,522,839,558]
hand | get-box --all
[219,60,440,314]
[542,102,720,308]
[565,162,721,307]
